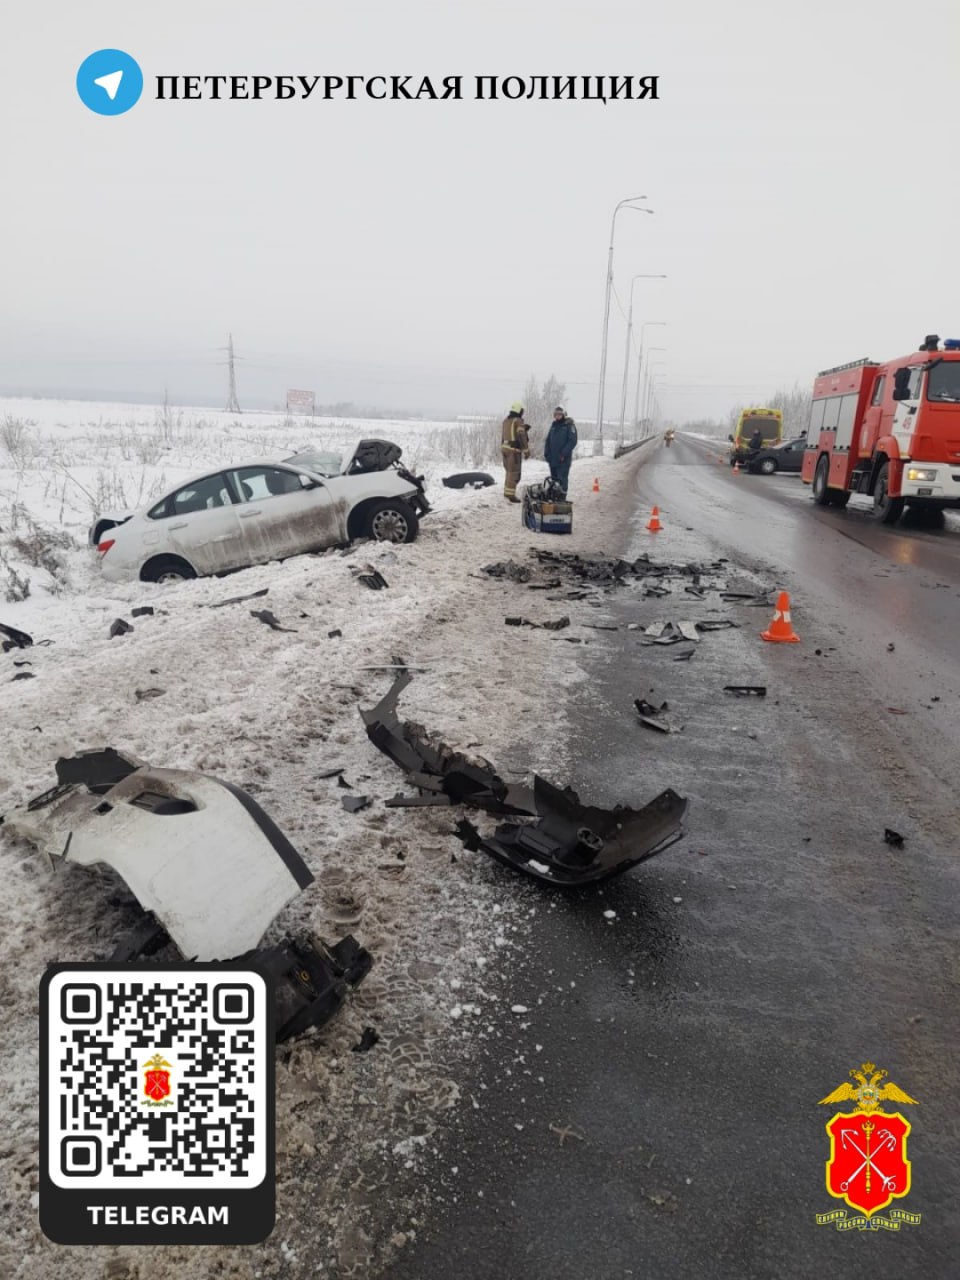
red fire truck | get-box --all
[801,334,960,524]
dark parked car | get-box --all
[747,436,807,475]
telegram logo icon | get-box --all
[76,50,144,116]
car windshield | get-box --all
[926,361,960,403]
[283,449,343,476]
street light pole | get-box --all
[617,274,666,447]
[640,348,666,436]
[634,321,666,431]
[594,197,653,456]
[644,363,667,434]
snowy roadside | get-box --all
[1,422,655,1280]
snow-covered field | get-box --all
[0,398,634,1279]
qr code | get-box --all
[45,968,269,1190]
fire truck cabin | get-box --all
[801,335,960,524]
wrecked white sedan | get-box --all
[91,439,429,584]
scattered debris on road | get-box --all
[109,618,133,638]
[355,567,390,590]
[352,1026,381,1053]
[723,685,767,697]
[131,606,155,618]
[342,795,371,814]
[442,472,495,489]
[251,609,297,632]
[209,587,270,608]
[1,621,33,651]
[504,615,571,631]
[884,828,906,848]
[135,687,166,701]
[484,561,532,583]
[453,776,687,886]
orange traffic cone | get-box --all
[646,505,663,532]
[761,591,800,643]
[592,477,600,493]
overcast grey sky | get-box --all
[3,0,958,421]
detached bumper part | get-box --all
[242,935,373,1043]
[457,775,687,885]
[363,674,688,884]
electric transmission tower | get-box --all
[222,333,242,413]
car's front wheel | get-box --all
[141,555,197,584]
[365,499,419,544]
[759,457,777,475]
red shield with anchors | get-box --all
[825,1111,911,1217]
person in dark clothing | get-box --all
[543,407,578,497]
[748,426,763,454]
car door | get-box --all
[226,466,342,564]
[781,438,805,472]
[157,473,248,574]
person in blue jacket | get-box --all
[543,407,577,497]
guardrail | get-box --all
[613,435,661,459]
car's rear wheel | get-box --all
[873,462,904,525]
[141,555,197,584]
[366,499,419,544]
[759,458,777,475]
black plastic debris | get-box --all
[724,685,767,697]
[55,747,142,793]
[135,687,165,701]
[634,698,680,733]
[484,561,532,583]
[251,609,297,632]
[11,671,35,681]
[352,1026,381,1053]
[443,471,496,489]
[328,629,343,639]
[356,569,389,590]
[13,659,31,666]
[342,795,370,813]
[109,618,133,638]
[884,828,905,848]
[210,587,269,608]
[361,672,535,817]
[365,674,686,882]
[584,624,618,631]
[242,935,373,1043]
[673,650,694,662]
[317,767,345,780]
[131,606,155,618]
[505,615,570,630]
[696,619,739,632]
[454,775,688,887]
[337,775,352,789]
[1,621,33,652]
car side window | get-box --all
[166,474,232,516]
[228,467,304,502]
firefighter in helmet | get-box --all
[501,402,530,502]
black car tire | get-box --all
[140,555,197,584]
[812,455,832,505]
[759,457,777,475]
[366,499,419,544]
[873,462,904,525]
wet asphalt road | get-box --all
[385,437,960,1280]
